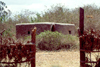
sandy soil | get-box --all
[36,50,80,67]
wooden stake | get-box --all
[31,27,37,43]
[79,8,85,67]
[31,27,36,67]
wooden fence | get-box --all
[79,8,100,67]
[0,27,36,67]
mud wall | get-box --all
[16,22,76,38]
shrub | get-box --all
[2,29,13,37]
[36,31,79,51]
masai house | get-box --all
[16,22,76,38]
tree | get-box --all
[0,1,11,23]
[13,9,34,23]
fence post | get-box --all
[79,8,85,67]
[31,27,36,43]
[31,27,36,67]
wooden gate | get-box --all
[79,8,100,67]
[0,27,36,67]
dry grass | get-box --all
[36,50,80,67]
[0,50,80,67]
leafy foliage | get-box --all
[0,1,11,23]
[36,31,79,51]
[13,9,35,23]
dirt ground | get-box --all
[36,49,80,67]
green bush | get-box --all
[36,31,79,51]
[2,29,13,37]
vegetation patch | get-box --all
[36,31,79,51]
